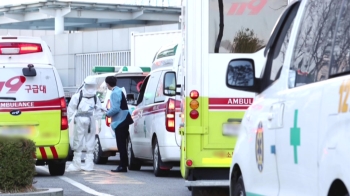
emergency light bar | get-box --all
[0,43,43,55]
[92,66,122,73]
[118,66,151,73]
[92,66,151,74]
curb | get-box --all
[0,188,63,196]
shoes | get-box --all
[111,166,127,172]
[81,153,95,171]
[66,152,82,172]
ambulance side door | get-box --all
[277,0,341,195]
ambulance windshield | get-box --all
[209,0,287,53]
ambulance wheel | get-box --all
[94,137,108,164]
[152,138,170,177]
[48,160,66,176]
[232,176,246,196]
[127,137,141,171]
[192,187,230,196]
[67,145,73,161]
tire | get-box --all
[152,138,170,177]
[66,145,73,161]
[127,137,141,171]
[93,137,108,164]
[48,160,66,176]
[192,187,229,196]
[232,176,246,196]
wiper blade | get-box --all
[0,97,16,100]
[214,0,224,53]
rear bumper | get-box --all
[35,130,69,160]
[185,180,229,187]
[159,146,180,162]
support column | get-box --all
[55,15,64,35]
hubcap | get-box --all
[128,139,132,164]
[153,144,159,169]
[94,138,99,160]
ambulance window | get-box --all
[208,0,286,53]
[157,44,178,59]
[290,0,342,86]
[136,76,149,106]
[266,3,298,84]
[329,1,350,77]
[116,76,145,96]
[143,71,162,105]
[154,71,167,103]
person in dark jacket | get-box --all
[105,76,134,172]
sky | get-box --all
[0,0,181,7]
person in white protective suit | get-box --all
[66,77,105,172]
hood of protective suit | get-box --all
[82,87,96,97]
[82,77,97,97]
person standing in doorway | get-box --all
[105,76,134,172]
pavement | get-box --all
[33,155,191,196]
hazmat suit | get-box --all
[66,77,104,172]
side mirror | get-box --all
[226,59,258,93]
[163,71,180,96]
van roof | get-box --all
[0,36,42,42]
[148,66,173,75]
[87,73,116,78]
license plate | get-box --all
[222,123,240,136]
[0,126,32,137]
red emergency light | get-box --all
[0,43,43,55]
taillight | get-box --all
[60,97,68,130]
[190,90,199,99]
[186,159,193,167]
[106,99,111,127]
[189,90,199,119]
[166,98,176,132]
[0,42,43,55]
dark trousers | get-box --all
[115,125,129,168]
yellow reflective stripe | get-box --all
[202,158,232,164]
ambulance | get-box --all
[67,66,150,164]
[159,0,286,194]
[229,0,350,196]
[0,36,68,176]
[127,40,182,177]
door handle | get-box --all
[227,118,241,123]
[268,113,273,121]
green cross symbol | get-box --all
[290,110,300,164]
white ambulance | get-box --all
[229,0,350,196]
[158,0,285,194]
[128,40,182,177]
[93,66,149,164]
